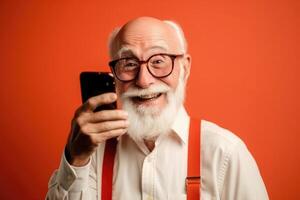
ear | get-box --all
[182,54,191,82]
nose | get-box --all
[135,64,156,88]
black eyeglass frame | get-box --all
[108,53,184,82]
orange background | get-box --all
[0,0,299,199]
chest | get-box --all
[113,136,188,199]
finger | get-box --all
[83,93,117,112]
[90,128,128,143]
[73,112,93,127]
[74,110,128,130]
[81,120,129,133]
[89,110,128,123]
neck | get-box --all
[144,139,156,152]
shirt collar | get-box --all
[170,106,190,144]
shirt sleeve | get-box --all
[45,152,98,200]
[220,141,269,200]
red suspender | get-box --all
[101,119,201,200]
[186,118,201,200]
[101,138,117,200]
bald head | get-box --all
[108,17,187,59]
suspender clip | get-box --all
[185,176,201,187]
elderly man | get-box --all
[46,17,269,200]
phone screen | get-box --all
[80,72,116,111]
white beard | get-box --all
[120,69,186,142]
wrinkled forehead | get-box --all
[112,19,183,59]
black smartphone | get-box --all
[80,72,116,111]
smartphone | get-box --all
[80,72,116,111]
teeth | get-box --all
[139,93,160,99]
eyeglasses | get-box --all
[109,53,184,82]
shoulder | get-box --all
[200,119,253,174]
[200,119,246,152]
[200,120,252,196]
[200,120,269,199]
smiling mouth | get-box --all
[132,93,163,102]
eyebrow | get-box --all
[116,44,169,59]
[117,47,135,58]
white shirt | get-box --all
[46,107,269,200]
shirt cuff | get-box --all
[56,152,91,192]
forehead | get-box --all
[113,20,181,59]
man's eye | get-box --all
[151,59,164,64]
[122,61,139,71]
[124,62,138,67]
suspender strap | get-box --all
[186,118,201,200]
[101,119,201,200]
[101,138,117,200]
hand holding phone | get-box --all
[65,72,129,167]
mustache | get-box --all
[121,84,171,99]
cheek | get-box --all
[115,81,131,95]
[161,66,181,90]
